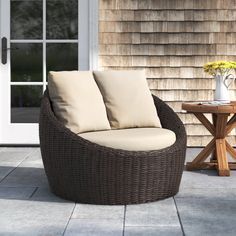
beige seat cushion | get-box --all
[93,70,161,129]
[79,128,176,151]
[48,71,111,133]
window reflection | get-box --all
[11,86,42,123]
[46,0,78,39]
[11,0,43,39]
[11,43,43,82]
[46,43,78,76]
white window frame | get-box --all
[0,0,99,145]
[79,0,99,70]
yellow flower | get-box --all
[203,61,236,76]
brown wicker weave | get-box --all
[39,90,186,205]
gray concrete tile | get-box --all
[124,226,182,236]
[0,187,36,199]
[0,199,75,236]
[125,198,180,227]
[31,187,71,203]
[185,148,202,163]
[0,166,14,182]
[180,170,236,189]
[64,218,123,236]
[19,150,43,168]
[176,197,236,236]
[0,166,48,187]
[176,187,236,200]
[0,147,235,236]
[1,147,37,153]
[72,204,124,219]
[0,150,34,167]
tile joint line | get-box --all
[122,205,127,236]
[29,187,38,199]
[62,202,76,236]
[0,149,37,184]
[173,196,185,236]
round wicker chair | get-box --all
[39,90,186,205]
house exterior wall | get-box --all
[98,0,236,146]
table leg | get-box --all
[214,114,230,176]
[225,115,236,162]
[216,139,230,176]
[226,141,236,161]
[225,141,236,170]
[186,138,215,170]
[187,113,215,170]
[211,114,217,161]
[225,114,236,135]
[187,112,232,176]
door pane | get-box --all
[11,0,43,40]
[11,43,43,82]
[46,43,78,75]
[46,0,78,39]
[11,86,42,123]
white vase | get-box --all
[214,74,235,102]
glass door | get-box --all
[0,0,97,144]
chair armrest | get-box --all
[152,95,187,143]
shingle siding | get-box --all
[99,0,236,146]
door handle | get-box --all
[1,37,7,64]
[1,37,19,65]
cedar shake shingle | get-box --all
[99,0,236,146]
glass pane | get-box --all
[11,43,43,82]
[46,0,78,39]
[11,0,43,39]
[11,86,42,123]
[46,43,78,75]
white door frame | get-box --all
[0,0,98,145]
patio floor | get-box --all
[0,147,236,236]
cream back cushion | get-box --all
[93,70,161,129]
[48,71,111,133]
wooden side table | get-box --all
[182,102,236,176]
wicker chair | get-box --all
[39,90,186,205]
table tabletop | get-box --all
[182,101,236,113]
